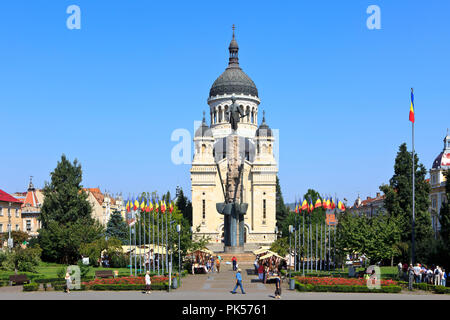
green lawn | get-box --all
[288,266,400,280]
[0,262,133,280]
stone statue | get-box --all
[226,96,247,131]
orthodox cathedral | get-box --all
[190,29,278,251]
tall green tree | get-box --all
[380,143,433,263]
[175,188,192,225]
[38,155,104,264]
[438,170,450,266]
[106,211,129,244]
[276,176,289,231]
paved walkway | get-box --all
[1,263,449,300]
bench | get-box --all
[9,274,30,286]
[95,270,114,279]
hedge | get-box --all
[88,282,169,291]
[295,281,401,293]
[23,283,40,292]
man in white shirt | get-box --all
[145,271,151,294]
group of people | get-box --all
[206,256,222,273]
[398,262,448,287]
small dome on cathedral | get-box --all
[256,111,272,137]
[432,131,450,169]
[195,112,212,138]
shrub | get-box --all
[56,266,67,280]
[23,283,39,292]
[88,283,168,291]
[295,281,401,293]
[433,285,450,294]
[1,247,42,272]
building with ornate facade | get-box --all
[20,178,43,237]
[190,30,278,251]
[347,192,386,217]
[0,189,23,247]
[429,132,450,234]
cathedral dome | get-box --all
[209,28,258,98]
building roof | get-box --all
[0,189,22,204]
[195,111,213,138]
[209,30,258,98]
[256,111,272,137]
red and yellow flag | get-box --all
[301,199,308,211]
[169,202,174,213]
[314,198,322,209]
[161,201,166,213]
[134,198,139,211]
[155,201,159,213]
[140,199,145,211]
[126,200,130,212]
[409,89,415,123]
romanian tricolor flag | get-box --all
[169,202,174,213]
[330,198,336,210]
[149,201,153,212]
[161,201,166,213]
[301,199,308,212]
[338,200,346,212]
[126,199,130,212]
[409,89,415,123]
[309,199,314,213]
[140,199,146,211]
[145,200,150,213]
[325,198,331,210]
[314,198,322,209]
[155,201,159,213]
[134,198,139,211]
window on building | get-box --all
[432,198,437,208]
[7,208,10,217]
[15,209,19,218]
[202,199,206,220]
[15,224,19,231]
[0,224,2,232]
[26,220,31,232]
[262,199,266,224]
[0,208,3,216]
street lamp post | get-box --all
[7,202,12,252]
[177,224,181,286]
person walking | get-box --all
[442,269,447,287]
[145,271,152,294]
[215,257,221,273]
[232,256,237,271]
[231,268,246,294]
[258,263,264,281]
[65,271,72,293]
[408,264,415,291]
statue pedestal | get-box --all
[224,245,244,254]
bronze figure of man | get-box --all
[226,96,247,131]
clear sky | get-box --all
[1,0,449,204]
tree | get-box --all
[175,188,192,225]
[276,176,289,231]
[380,143,433,263]
[80,236,123,267]
[438,170,450,266]
[38,155,104,264]
[106,211,129,244]
[1,246,42,273]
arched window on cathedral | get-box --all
[224,105,229,122]
[214,110,217,124]
[201,144,206,153]
[218,106,222,123]
[246,106,250,123]
[251,108,255,124]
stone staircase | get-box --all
[219,253,256,265]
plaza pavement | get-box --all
[0,262,449,300]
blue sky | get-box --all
[1,0,449,204]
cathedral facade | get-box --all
[190,30,278,251]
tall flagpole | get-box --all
[411,87,416,265]
[294,214,297,272]
[143,205,146,273]
[157,203,160,275]
[302,211,305,275]
[152,204,155,273]
[316,223,318,272]
[166,204,169,274]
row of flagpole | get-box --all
[125,197,174,276]
[292,197,343,273]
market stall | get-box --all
[186,248,214,274]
